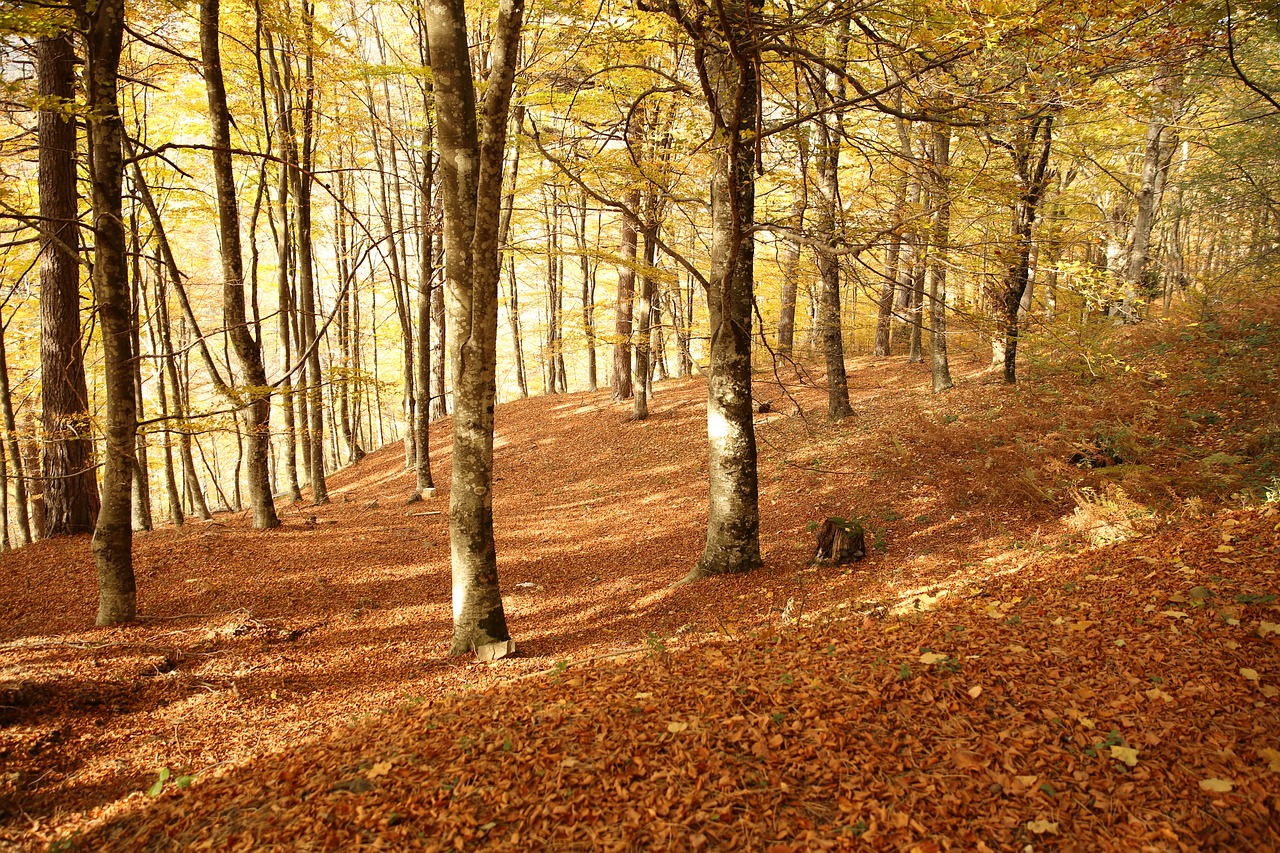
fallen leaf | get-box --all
[967,685,983,698]
[366,761,393,779]
[920,652,947,665]
[1259,621,1280,637]
[1262,685,1279,699]
[1198,778,1233,792]
[666,721,688,734]
[1259,748,1280,773]
[952,750,987,770]
[1026,820,1058,835]
[1110,745,1139,766]
[1240,668,1260,682]
[634,692,652,700]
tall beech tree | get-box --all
[36,33,99,536]
[83,0,137,625]
[424,0,524,657]
[664,0,765,581]
[201,0,280,530]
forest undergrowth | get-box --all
[2,300,1279,850]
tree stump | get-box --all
[812,517,866,566]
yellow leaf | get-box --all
[635,692,652,699]
[1215,545,1235,553]
[667,721,688,734]
[1110,745,1139,766]
[1261,685,1279,699]
[1161,610,1190,619]
[1240,668,1260,682]
[1145,688,1173,703]
[920,652,947,665]
[1069,620,1095,632]
[967,685,983,698]
[1198,778,1233,792]
[1258,621,1280,637]
[1026,820,1058,835]
[1259,748,1280,772]
[366,761,393,779]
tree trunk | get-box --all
[927,126,954,393]
[415,122,436,492]
[37,34,99,537]
[612,192,639,400]
[684,0,764,581]
[998,114,1055,384]
[633,223,657,421]
[424,0,523,658]
[576,195,598,391]
[201,0,280,529]
[128,215,152,531]
[0,311,31,546]
[85,0,137,625]
[778,130,808,358]
[1119,63,1183,322]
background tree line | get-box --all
[0,0,1276,649]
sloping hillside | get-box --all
[2,302,1278,850]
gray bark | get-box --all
[424,0,524,657]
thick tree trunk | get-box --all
[201,0,279,529]
[685,0,764,581]
[37,34,99,536]
[424,0,523,658]
[85,0,137,625]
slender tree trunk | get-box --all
[21,413,45,539]
[612,191,639,400]
[927,127,954,393]
[201,0,279,529]
[128,215,152,531]
[424,0,523,658]
[430,278,448,418]
[778,131,808,358]
[85,0,137,625]
[633,223,657,420]
[576,195,598,391]
[415,122,436,492]
[1119,63,1183,322]
[998,114,1055,384]
[37,33,99,536]
[0,314,31,546]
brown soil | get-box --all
[2,305,1278,850]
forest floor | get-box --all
[2,301,1279,851]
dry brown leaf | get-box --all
[1198,778,1233,793]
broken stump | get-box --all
[812,516,866,566]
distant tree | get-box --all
[200,0,280,530]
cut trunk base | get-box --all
[812,517,866,566]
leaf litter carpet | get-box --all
[3,307,1280,850]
